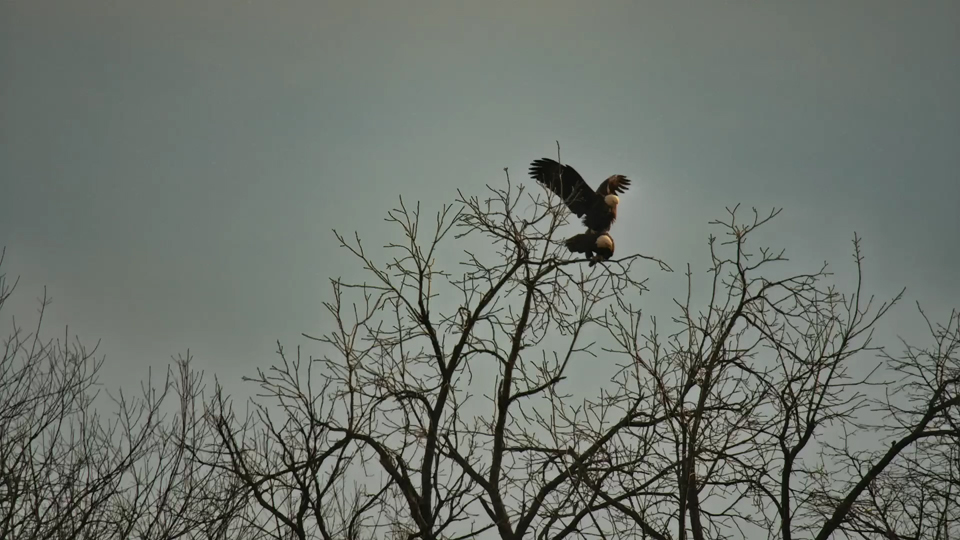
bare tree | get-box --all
[104,354,257,540]
[2,155,957,540]
[810,308,960,540]
[540,203,958,540]
[284,162,957,540]
[294,166,677,540]
[0,250,251,540]
[0,247,166,539]
[191,343,393,540]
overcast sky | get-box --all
[2,0,958,402]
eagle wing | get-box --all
[595,174,632,196]
[528,158,595,217]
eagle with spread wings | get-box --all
[528,157,632,265]
[528,157,632,234]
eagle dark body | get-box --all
[528,158,632,233]
[565,230,615,267]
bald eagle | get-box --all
[564,230,615,267]
[528,158,632,234]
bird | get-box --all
[528,157,632,234]
[563,230,615,267]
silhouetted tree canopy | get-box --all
[2,169,957,540]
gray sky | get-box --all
[2,0,958,401]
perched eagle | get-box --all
[528,158,632,234]
[564,230,615,267]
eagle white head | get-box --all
[595,234,614,251]
[604,194,620,207]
